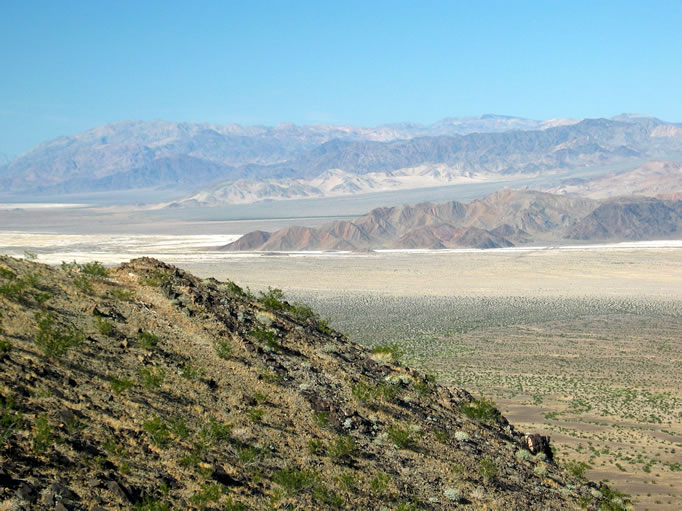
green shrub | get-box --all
[169,417,190,440]
[258,287,287,311]
[250,325,279,352]
[179,362,204,380]
[479,458,498,481]
[372,343,404,364]
[460,397,501,424]
[138,367,165,388]
[141,269,172,287]
[248,408,265,424]
[237,446,261,464]
[109,288,134,301]
[138,331,159,349]
[388,425,416,450]
[215,339,233,359]
[73,275,93,293]
[351,382,374,403]
[0,338,11,355]
[134,496,170,511]
[199,420,232,445]
[189,483,223,509]
[80,261,108,278]
[0,267,16,279]
[0,396,23,444]
[34,311,84,359]
[95,316,113,336]
[369,472,392,497]
[313,411,330,428]
[223,497,247,511]
[565,460,591,479]
[110,376,134,395]
[143,416,170,446]
[32,413,53,455]
[273,467,318,495]
[328,435,356,459]
[435,430,449,443]
[308,439,325,455]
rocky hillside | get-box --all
[222,190,682,251]
[0,256,629,510]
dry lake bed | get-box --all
[1,231,681,510]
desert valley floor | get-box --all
[1,232,681,510]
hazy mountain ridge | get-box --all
[550,160,682,199]
[3,114,681,198]
[221,190,682,251]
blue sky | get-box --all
[1,0,681,157]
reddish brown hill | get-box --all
[220,190,682,251]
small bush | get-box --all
[0,338,11,355]
[141,269,172,287]
[34,311,84,359]
[328,435,356,459]
[313,411,330,428]
[444,487,461,502]
[32,413,53,455]
[169,418,190,440]
[248,408,265,424]
[435,430,449,443]
[215,339,232,359]
[143,416,170,446]
[179,362,204,380]
[135,496,170,511]
[110,376,134,395]
[273,467,318,495]
[258,287,287,311]
[189,483,223,509]
[237,446,261,464]
[138,331,159,349]
[479,458,498,481]
[308,439,325,455]
[454,430,470,442]
[534,465,548,476]
[0,396,23,444]
[565,460,591,479]
[138,367,165,389]
[0,267,16,279]
[250,325,279,352]
[351,382,374,403]
[224,497,247,511]
[95,316,113,336]
[372,343,404,364]
[80,261,108,278]
[369,472,392,497]
[461,397,500,424]
[388,425,416,450]
[199,420,232,445]
[515,449,532,461]
[109,288,134,301]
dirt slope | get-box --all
[0,256,630,510]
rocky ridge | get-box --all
[221,190,682,251]
[0,256,629,510]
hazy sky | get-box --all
[1,0,681,157]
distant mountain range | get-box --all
[220,190,682,251]
[2,114,681,202]
[549,160,682,200]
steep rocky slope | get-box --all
[0,256,629,510]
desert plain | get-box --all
[1,228,681,510]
